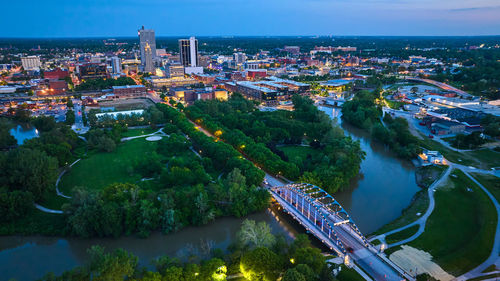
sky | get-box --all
[2,0,500,37]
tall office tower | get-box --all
[179,37,199,67]
[143,43,154,73]
[111,56,122,74]
[233,52,246,64]
[138,26,156,72]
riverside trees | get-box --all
[185,94,364,194]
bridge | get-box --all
[269,183,415,281]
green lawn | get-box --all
[279,145,321,161]
[39,192,70,210]
[466,149,500,169]
[0,209,66,236]
[409,169,497,276]
[471,173,500,203]
[385,224,419,244]
[371,189,429,236]
[59,138,161,194]
[337,265,365,281]
[121,128,158,138]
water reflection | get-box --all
[318,106,420,234]
[9,124,39,144]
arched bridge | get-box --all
[270,183,415,281]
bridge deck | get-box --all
[270,184,415,281]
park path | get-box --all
[34,203,63,214]
[370,166,452,247]
[120,127,167,142]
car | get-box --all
[428,135,434,139]
[346,247,354,253]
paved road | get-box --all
[71,100,89,135]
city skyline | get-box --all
[1,0,500,37]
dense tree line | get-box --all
[342,90,422,159]
[41,220,339,281]
[61,104,269,238]
[371,115,422,159]
[0,116,86,229]
[341,90,382,129]
[184,94,364,194]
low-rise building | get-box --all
[111,85,147,99]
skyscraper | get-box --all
[143,43,154,73]
[138,26,156,73]
[179,37,198,67]
[111,56,121,74]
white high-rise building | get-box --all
[21,56,41,71]
[233,52,246,64]
[111,56,122,74]
[179,37,199,67]
[138,26,156,73]
[179,37,203,74]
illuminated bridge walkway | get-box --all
[270,183,415,281]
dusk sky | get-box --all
[3,0,500,37]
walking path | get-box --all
[370,160,500,281]
[370,166,452,247]
[34,203,63,214]
[120,128,167,142]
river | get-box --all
[0,106,420,281]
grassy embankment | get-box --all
[408,169,497,276]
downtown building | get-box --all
[179,37,203,74]
[138,26,156,73]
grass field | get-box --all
[120,128,158,138]
[471,173,500,203]
[59,138,161,194]
[408,169,497,276]
[0,209,66,236]
[39,192,70,210]
[337,265,365,281]
[371,189,429,236]
[279,145,321,160]
[385,224,420,244]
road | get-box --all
[71,99,89,134]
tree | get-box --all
[32,116,56,132]
[240,247,282,281]
[87,246,138,281]
[0,118,16,149]
[282,268,306,281]
[2,148,58,201]
[237,219,276,249]
[65,110,75,125]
